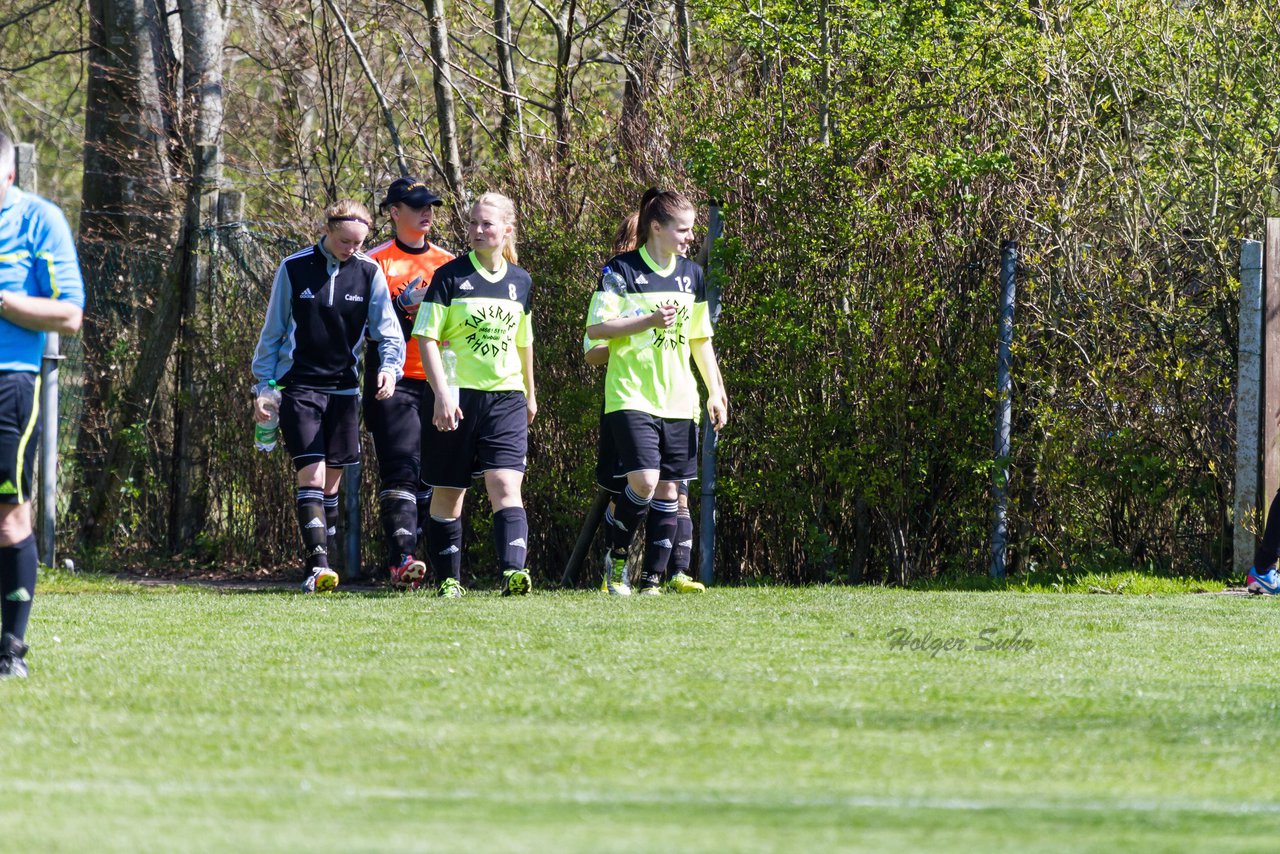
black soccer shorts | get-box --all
[280,386,361,471]
[421,388,528,489]
[602,409,698,483]
[364,377,428,488]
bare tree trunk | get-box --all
[675,0,690,76]
[424,0,466,209]
[551,0,575,163]
[75,0,182,546]
[494,0,523,157]
[818,0,830,146]
[169,0,229,551]
[620,0,659,162]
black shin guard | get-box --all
[323,493,340,567]
[641,498,678,587]
[0,535,37,641]
[608,485,651,559]
[672,505,694,576]
[296,488,329,570]
[380,487,419,566]
[427,515,463,583]
[493,507,529,572]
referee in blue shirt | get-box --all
[0,131,85,678]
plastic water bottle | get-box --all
[254,380,282,452]
[441,346,460,409]
[601,267,627,297]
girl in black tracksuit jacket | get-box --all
[252,199,404,592]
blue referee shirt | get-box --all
[0,186,86,373]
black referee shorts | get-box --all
[0,372,39,505]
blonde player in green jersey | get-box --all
[585,189,728,595]
[413,192,536,596]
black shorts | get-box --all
[595,408,626,494]
[422,389,527,490]
[602,409,698,483]
[0,372,39,505]
[364,377,428,488]
[280,387,360,471]
[596,412,697,495]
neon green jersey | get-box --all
[585,247,712,419]
[412,251,534,392]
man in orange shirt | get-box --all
[365,177,455,586]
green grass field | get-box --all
[2,579,1277,852]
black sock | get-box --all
[380,487,419,566]
[641,498,678,587]
[416,487,433,555]
[493,507,528,572]
[608,485,651,559]
[427,515,463,583]
[323,493,340,566]
[296,488,329,570]
[672,505,694,577]
[0,535,37,641]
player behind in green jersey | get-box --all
[413,192,536,596]
[585,189,728,595]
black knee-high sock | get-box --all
[0,535,37,641]
[416,487,433,555]
[323,493,340,566]
[493,507,528,572]
[296,488,329,570]
[607,485,651,559]
[380,487,419,566]
[427,515,463,583]
[672,504,694,576]
[641,498,678,586]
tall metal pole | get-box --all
[344,461,362,580]
[1236,240,1265,575]
[39,335,62,568]
[699,203,724,586]
[990,241,1017,579]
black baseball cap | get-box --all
[381,177,443,209]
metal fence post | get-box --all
[344,461,362,580]
[990,241,1017,579]
[698,202,724,587]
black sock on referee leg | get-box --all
[380,487,419,566]
[608,485,651,559]
[0,535,37,641]
[641,498,678,587]
[296,488,329,571]
[493,507,528,572]
[427,515,463,583]
[672,505,694,578]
